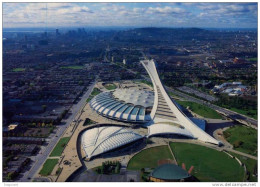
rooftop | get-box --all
[150,164,190,180]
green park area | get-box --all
[91,88,101,96]
[86,88,101,103]
[12,68,26,72]
[228,152,257,182]
[223,125,257,156]
[176,100,222,119]
[104,83,117,90]
[61,65,84,70]
[50,137,70,157]
[169,142,244,182]
[127,143,244,182]
[39,159,59,176]
[127,146,172,171]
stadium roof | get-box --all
[113,88,154,108]
[150,164,191,180]
[81,126,143,159]
[90,90,152,122]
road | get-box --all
[19,80,96,182]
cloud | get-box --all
[147,6,187,14]
[196,3,257,16]
[2,2,257,28]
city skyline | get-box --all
[3,2,258,28]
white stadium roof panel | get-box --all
[147,124,194,138]
[113,88,154,108]
[82,126,143,159]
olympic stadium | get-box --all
[81,59,220,161]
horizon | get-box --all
[3,26,258,32]
[3,2,257,29]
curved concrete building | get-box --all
[147,123,194,138]
[90,89,153,122]
[81,126,143,160]
[141,59,220,145]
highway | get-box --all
[19,80,96,182]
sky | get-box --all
[3,2,258,28]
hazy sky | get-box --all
[3,2,258,28]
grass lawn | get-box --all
[228,152,257,182]
[50,137,70,157]
[230,107,257,120]
[91,88,101,96]
[39,159,59,176]
[104,83,117,90]
[168,91,184,99]
[127,146,173,171]
[176,100,222,119]
[169,142,244,182]
[83,118,95,126]
[12,68,26,72]
[86,88,101,103]
[223,125,257,156]
[61,66,84,69]
[86,96,93,103]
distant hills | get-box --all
[113,27,213,43]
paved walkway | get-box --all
[167,142,178,165]
[224,148,257,160]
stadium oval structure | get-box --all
[90,88,153,122]
[81,126,143,160]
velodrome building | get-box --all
[83,59,220,160]
[89,88,153,123]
